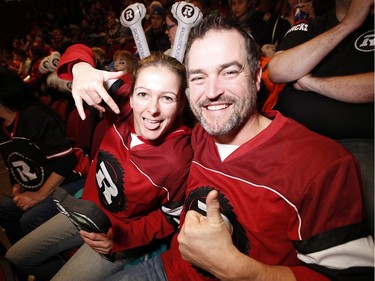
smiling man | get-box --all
[104,15,374,281]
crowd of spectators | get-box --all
[0,0,300,82]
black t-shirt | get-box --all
[274,7,374,139]
[0,105,76,190]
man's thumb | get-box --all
[205,190,222,223]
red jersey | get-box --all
[57,43,194,254]
[82,117,192,252]
[162,111,372,281]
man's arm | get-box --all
[294,72,374,103]
[268,0,374,83]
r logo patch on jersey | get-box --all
[96,150,126,213]
[8,152,44,189]
[355,30,375,52]
[184,186,249,278]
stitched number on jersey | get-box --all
[96,150,126,212]
[184,186,249,278]
[8,152,44,189]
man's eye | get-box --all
[224,70,239,76]
[190,76,203,82]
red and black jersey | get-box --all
[0,105,76,191]
[82,117,193,252]
[57,44,194,253]
[162,111,372,281]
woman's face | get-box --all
[165,16,177,46]
[114,58,128,71]
[130,65,183,141]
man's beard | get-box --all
[190,87,257,136]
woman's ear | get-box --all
[129,93,134,109]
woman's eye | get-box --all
[160,96,176,103]
[137,92,147,98]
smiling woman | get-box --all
[130,54,186,141]
[5,49,194,281]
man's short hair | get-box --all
[184,15,261,77]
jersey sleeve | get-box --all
[288,153,374,280]
[56,43,96,81]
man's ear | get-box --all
[255,67,262,92]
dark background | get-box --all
[0,0,125,50]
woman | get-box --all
[0,69,84,244]
[6,50,193,281]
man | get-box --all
[58,15,373,281]
[145,6,170,52]
[100,15,373,281]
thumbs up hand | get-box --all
[177,190,236,276]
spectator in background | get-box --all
[91,47,107,70]
[0,69,84,245]
[228,0,266,45]
[9,49,31,79]
[49,28,73,54]
[164,10,178,56]
[104,13,123,63]
[24,43,48,96]
[268,0,374,141]
[144,1,164,30]
[258,0,292,56]
[75,18,96,46]
[112,50,136,73]
[145,6,170,53]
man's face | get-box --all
[151,15,164,30]
[186,29,260,141]
[230,0,252,20]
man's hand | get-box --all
[80,228,114,255]
[13,192,42,211]
[71,62,124,119]
[177,190,237,275]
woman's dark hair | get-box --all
[0,68,39,111]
